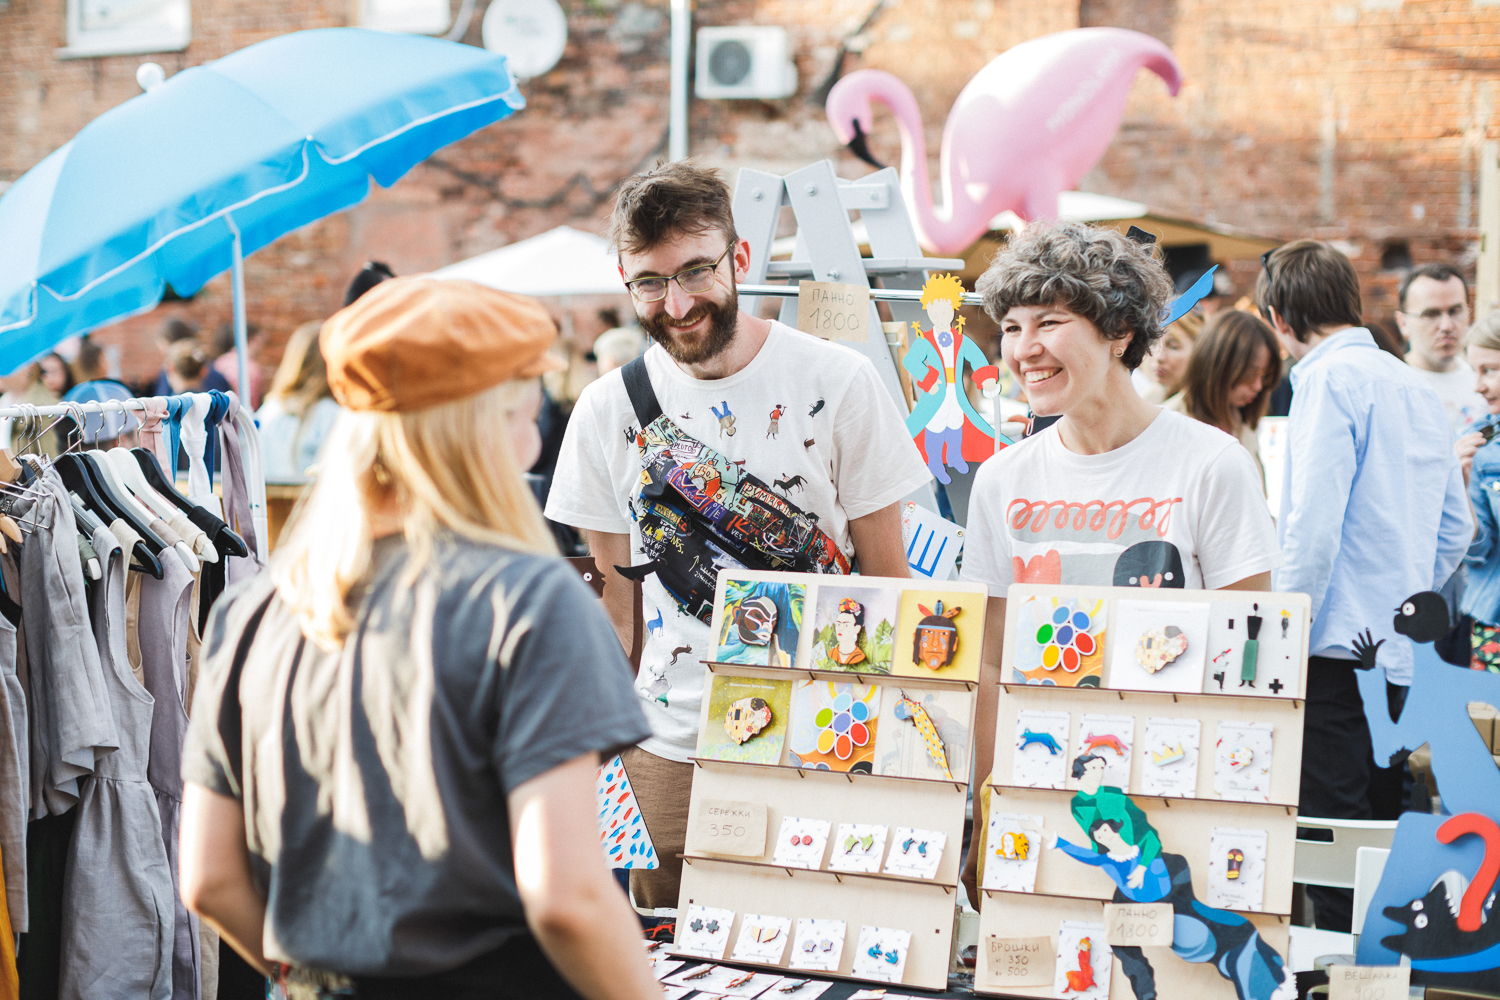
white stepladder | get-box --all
[729,159,991,521]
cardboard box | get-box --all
[1467,702,1499,753]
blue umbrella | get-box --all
[0,27,525,381]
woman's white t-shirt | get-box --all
[961,409,1278,591]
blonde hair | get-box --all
[271,379,557,647]
[167,340,208,380]
[1466,311,1500,353]
[1168,309,1205,343]
[920,273,965,310]
[265,321,332,418]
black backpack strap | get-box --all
[621,356,663,428]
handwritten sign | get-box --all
[984,935,1054,987]
[1105,902,1174,948]
[685,799,766,857]
[797,280,869,342]
[1327,964,1410,1000]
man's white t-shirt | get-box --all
[961,409,1279,591]
[547,321,930,762]
[1407,362,1486,435]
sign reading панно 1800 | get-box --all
[797,280,869,342]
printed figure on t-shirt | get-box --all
[709,400,736,437]
[767,403,785,438]
[644,660,670,706]
[1112,540,1186,589]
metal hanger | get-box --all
[53,408,166,581]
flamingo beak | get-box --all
[845,119,885,170]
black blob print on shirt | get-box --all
[1113,540,1185,589]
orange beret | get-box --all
[320,277,561,412]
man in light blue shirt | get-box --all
[1260,240,1471,931]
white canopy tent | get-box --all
[435,224,624,296]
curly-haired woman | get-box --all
[963,222,1276,593]
[957,223,1278,902]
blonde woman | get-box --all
[1457,312,1500,671]
[1139,308,1202,403]
[179,278,659,1000]
[256,321,342,484]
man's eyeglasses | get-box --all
[623,245,733,303]
[1398,304,1469,328]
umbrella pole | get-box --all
[230,225,250,406]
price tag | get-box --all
[685,799,766,857]
[797,280,870,342]
[983,935,1054,987]
[1105,902,1174,948]
[1327,964,1410,1000]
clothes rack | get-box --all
[0,389,238,432]
[0,386,266,1000]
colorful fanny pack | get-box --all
[619,357,849,624]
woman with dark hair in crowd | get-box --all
[38,351,74,397]
[1171,308,1281,484]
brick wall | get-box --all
[2,0,1498,387]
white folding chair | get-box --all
[1287,817,1398,972]
[1352,845,1391,948]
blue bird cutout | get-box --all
[1162,265,1218,326]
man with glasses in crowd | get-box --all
[1397,263,1485,434]
[546,161,927,910]
[1259,240,1471,932]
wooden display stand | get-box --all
[673,569,987,991]
[976,584,1309,1000]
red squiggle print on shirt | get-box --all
[1005,496,1183,540]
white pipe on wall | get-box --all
[669,0,690,161]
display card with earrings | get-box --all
[882,826,947,880]
[676,904,736,959]
[675,569,988,991]
[977,583,1309,1000]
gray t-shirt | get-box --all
[183,536,650,976]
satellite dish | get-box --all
[482,0,567,80]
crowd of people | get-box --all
[8,158,1499,999]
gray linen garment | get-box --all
[0,599,26,932]
[19,466,117,818]
[132,550,201,1000]
[59,525,175,1000]
[217,399,264,585]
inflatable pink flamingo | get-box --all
[825,27,1183,254]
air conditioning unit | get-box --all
[695,26,797,100]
